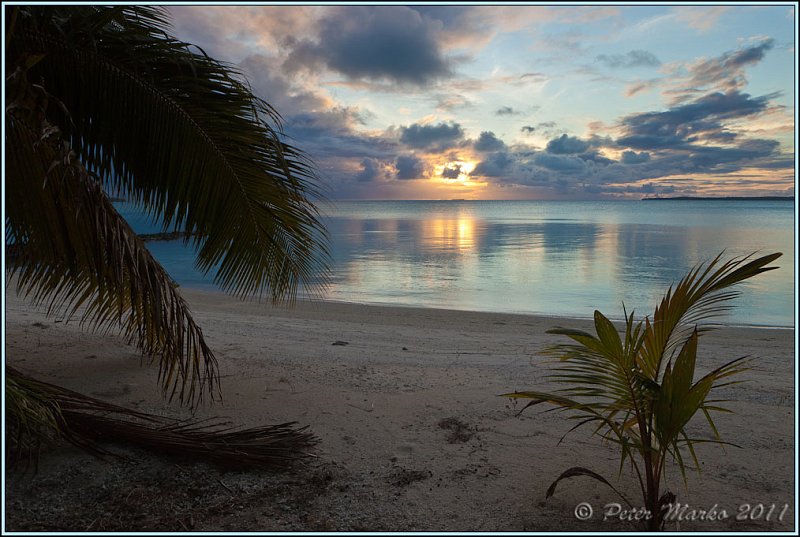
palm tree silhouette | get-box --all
[6,5,330,465]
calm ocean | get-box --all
[119,199,795,327]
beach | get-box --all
[5,287,795,532]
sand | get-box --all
[4,287,796,532]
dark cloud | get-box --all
[535,121,562,138]
[356,158,382,182]
[620,150,651,165]
[705,130,739,143]
[284,108,396,160]
[624,40,775,103]
[546,134,591,154]
[399,121,465,151]
[284,6,452,86]
[495,106,519,116]
[533,152,587,173]
[474,131,506,152]
[617,90,775,150]
[395,155,426,180]
[686,39,774,92]
[473,151,514,177]
[595,50,661,69]
[520,125,536,134]
[578,151,615,165]
[686,139,779,169]
[441,165,462,179]
[461,86,787,197]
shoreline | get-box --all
[5,286,796,531]
[183,285,797,331]
[307,298,797,331]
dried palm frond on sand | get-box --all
[7,366,318,470]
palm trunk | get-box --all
[644,458,661,530]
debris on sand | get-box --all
[437,417,475,444]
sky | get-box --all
[169,3,796,200]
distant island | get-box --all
[138,231,198,241]
[642,196,794,201]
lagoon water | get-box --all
[120,199,795,327]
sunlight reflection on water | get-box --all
[320,200,794,327]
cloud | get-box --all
[282,87,787,199]
[617,90,776,150]
[533,152,587,172]
[395,155,426,180]
[285,108,385,158]
[473,151,514,177]
[520,126,536,134]
[546,134,591,154]
[416,5,620,57]
[284,6,452,86]
[685,139,779,168]
[434,93,473,111]
[534,121,563,138]
[441,165,462,179]
[474,131,507,152]
[625,80,658,97]
[462,86,788,198]
[238,54,331,117]
[620,150,651,164]
[683,39,774,93]
[673,6,729,33]
[399,121,465,151]
[356,158,382,182]
[627,39,776,102]
[495,106,519,116]
[705,130,739,143]
[595,50,661,69]
[578,150,615,165]
[169,6,320,61]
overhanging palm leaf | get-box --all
[503,252,781,530]
[6,5,332,404]
[6,5,331,467]
[6,74,216,403]
[8,5,331,302]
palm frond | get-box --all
[545,466,633,507]
[6,71,217,405]
[6,371,65,469]
[8,5,331,302]
[501,390,630,446]
[7,367,318,469]
[541,310,653,443]
[637,252,780,381]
